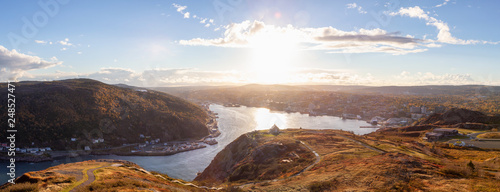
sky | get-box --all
[0,0,499,87]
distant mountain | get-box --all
[155,84,500,96]
[346,85,500,95]
[0,79,209,150]
[417,108,500,127]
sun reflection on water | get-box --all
[253,108,287,130]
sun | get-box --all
[248,31,300,84]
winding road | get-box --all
[69,165,108,192]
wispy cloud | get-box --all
[435,0,450,8]
[0,45,62,81]
[394,71,476,85]
[390,6,498,45]
[34,40,47,44]
[17,67,492,86]
[172,3,217,28]
[346,3,367,14]
[58,38,72,46]
[180,20,429,55]
[172,3,190,18]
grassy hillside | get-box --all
[0,160,206,192]
[196,129,500,191]
[0,79,209,150]
[194,130,316,185]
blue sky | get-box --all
[0,0,499,86]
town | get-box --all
[0,106,220,160]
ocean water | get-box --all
[1,104,376,183]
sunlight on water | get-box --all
[254,108,287,130]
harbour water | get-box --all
[1,104,376,183]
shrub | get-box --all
[308,180,337,192]
[4,182,39,192]
[439,164,472,178]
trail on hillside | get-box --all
[69,165,108,192]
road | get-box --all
[335,133,386,154]
[448,132,500,149]
[69,165,108,192]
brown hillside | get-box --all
[0,79,209,149]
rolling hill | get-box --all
[0,79,209,150]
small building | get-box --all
[84,146,91,151]
[411,113,425,120]
[421,106,428,114]
[71,138,77,142]
[269,124,280,136]
[410,106,421,113]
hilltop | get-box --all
[417,108,500,126]
[0,79,209,150]
[194,131,316,185]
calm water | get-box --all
[1,105,375,183]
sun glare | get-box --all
[254,108,287,130]
[249,31,300,84]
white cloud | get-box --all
[16,67,495,86]
[58,38,72,46]
[172,3,190,19]
[346,3,367,14]
[172,3,186,12]
[0,45,62,81]
[435,0,450,8]
[391,6,498,45]
[180,20,428,55]
[173,3,216,27]
[35,40,47,44]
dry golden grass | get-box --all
[237,129,500,192]
[477,132,500,139]
[0,160,204,192]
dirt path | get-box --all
[69,165,108,192]
[335,134,386,154]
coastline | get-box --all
[1,105,221,163]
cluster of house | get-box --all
[132,142,206,153]
[424,128,459,141]
[0,143,51,155]
[369,116,413,126]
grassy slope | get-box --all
[0,160,204,192]
[229,129,500,191]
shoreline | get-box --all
[1,105,221,163]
